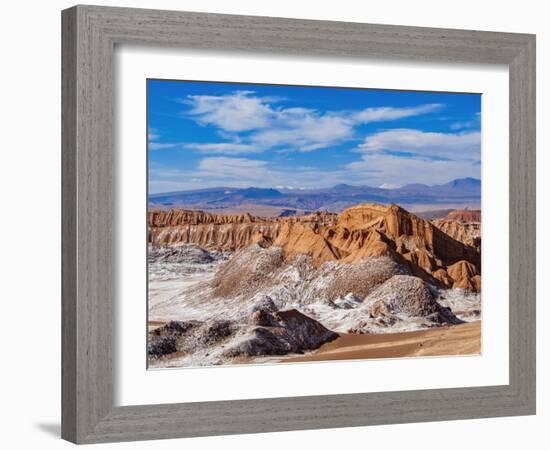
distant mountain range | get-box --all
[149,178,481,213]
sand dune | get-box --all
[284,321,481,363]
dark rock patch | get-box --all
[223,309,338,358]
[197,320,235,345]
[148,308,338,362]
[148,336,177,357]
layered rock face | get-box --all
[148,209,338,250]
[446,209,481,222]
[330,204,480,268]
[432,209,481,251]
[149,203,481,292]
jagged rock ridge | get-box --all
[432,209,481,251]
[149,203,481,292]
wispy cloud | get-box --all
[353,104,443,123]
[180,91,445,154]
[198,157,270,179]
[148,127,159,140]
[147,128,177,150]
[149,157,350,193]
[249,113,354,152]
[149,148,480,193]
[344,128,481,186]
[184,142,262,155]
[147,82,481,192]
[183,91,274,132]
[346,151,480,186]
[149,142,179,150]
[357,129,480,160]
[450,112,481,131]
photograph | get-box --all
[146,79,482,368]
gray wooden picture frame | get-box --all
[61,5,536,444]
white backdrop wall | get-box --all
[0,1,546,449]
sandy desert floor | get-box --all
[148,320,480,367]
[283,321,481,363]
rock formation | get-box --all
[148,209,338,250]
[432,209,481,251]
[148,307,338,363]
[147,203,483,367]
[446,209,481,222]
[347,275,461,333]
[149,203,481,292]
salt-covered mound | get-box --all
[210,242,404,307]
[148,244,215,264]
[147,307,337,364]
[148,319,238,360]
[368,275,440,317]
[211,243,285,298]
[223,309,338,357]
[305,256,405,302]
[348,275,461,333]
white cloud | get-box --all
[197,157,270,180]
[450,112,481,130]
[250,114,354,152]
[149,142,179,150]
[347,128,481,185]
[184,142,262,155]
[149,157,354,193]
[198,157,268,170]
[346,151,480,186]
[148,128,159,140]
[184,91,274,132]
[357,129,480,159]
[149,150,480,194]
[147,129,180,150]
[181,91,445,154]
[353,104,443,123]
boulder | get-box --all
[223,309,338,358]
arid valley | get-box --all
[146,81,483,368]
[147,188,481,368]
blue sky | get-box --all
[148,79,481,194]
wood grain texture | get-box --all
[61,7,77,443]
[61,5,536,444]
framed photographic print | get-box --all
[62,5,536,444]
[146,80,483,369]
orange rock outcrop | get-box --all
[432,209,481,250]
[149,204,481,292]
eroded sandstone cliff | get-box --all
[432,209,481,250]
[148,203,481,292]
